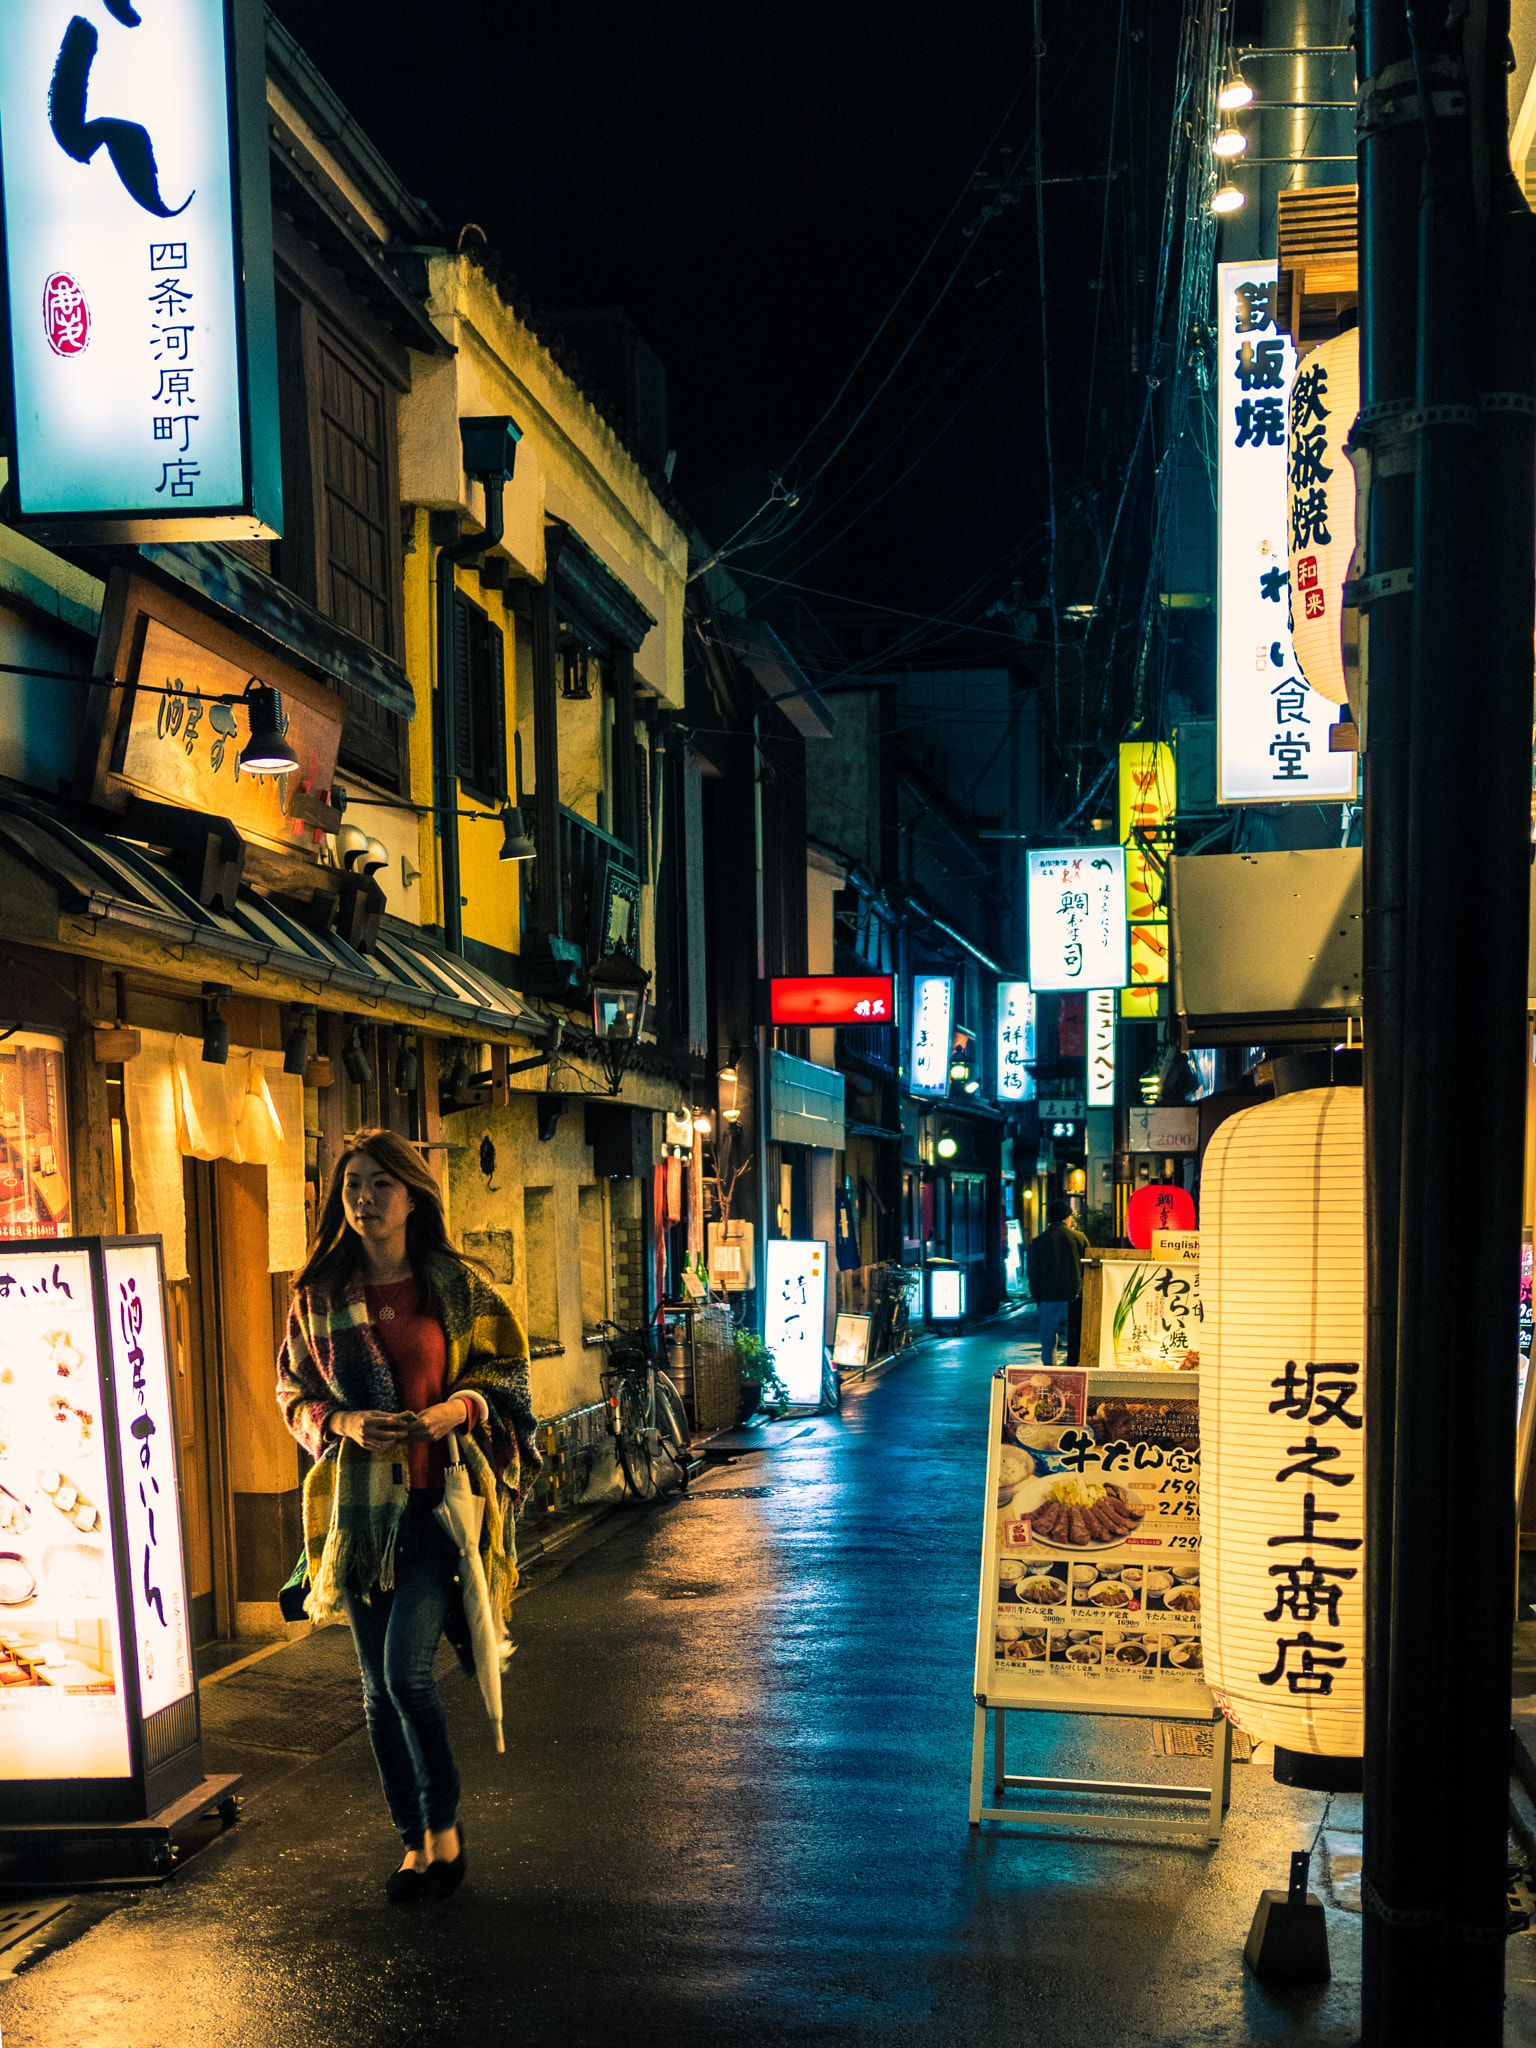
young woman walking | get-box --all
[276,1128,539,1900]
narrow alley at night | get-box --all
[3,0,1536,2040]
[0,1322,1428,2048]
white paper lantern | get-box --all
[1201,1086,1364,1756]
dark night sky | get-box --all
[270,2,1168,636]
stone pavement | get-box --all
[3,1323,1534,2046]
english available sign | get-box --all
[0,0,280,538]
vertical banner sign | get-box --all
[910,975,954,1097]
[1087,990,1116,1107]
[764,1239,827,1405]
[0,0,281,539]
[1026,850,1128,992]
[103,1241,191,1718]
[1286,330,1359,710]
[997,981,1036,1102]
[1118,743,1175,992]
[1215,261,1355,804]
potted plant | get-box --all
[734,1327,790,1421]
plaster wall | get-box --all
[447,1093,616,1420]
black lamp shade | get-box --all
[342,1028,372,1085]
[282,1022,310,1076]
[239,682,299,775]
[498,806,537,862]
[394,1043,419,1093]
[202,1012,230,1066]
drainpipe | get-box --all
[435,416,521,955]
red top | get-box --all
[365,1276,454,1490]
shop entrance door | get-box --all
[165,1158,233,1646]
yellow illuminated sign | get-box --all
[1119,742,1174,990]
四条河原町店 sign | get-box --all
[0,0,280,540]
[1214,261,1354,805]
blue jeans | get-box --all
[343,1492,461,1850]
[1037,1298,1071,1369]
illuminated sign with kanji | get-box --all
[910,976,953,1097]
[996,981,1035,1103]
[1215,261,1354,804]
[0,0,281,539]
[1286,329,1359,714]
[769,976,895,1027]
[1026,850,1128,992]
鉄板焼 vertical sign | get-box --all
[1215,261,1354,804]
[0,0,280,539]
[1286,329,1359,712]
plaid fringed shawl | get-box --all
[276,1257,541,1624]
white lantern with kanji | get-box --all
[1201,1086,1364,1757]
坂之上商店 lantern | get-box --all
[1201,1086,1364,1759]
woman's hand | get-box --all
[332,1409,413,1451]
[406,1399,474,1443]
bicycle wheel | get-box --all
[654,1372,691,1485]
[615,1378,655,1500]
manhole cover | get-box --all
[686,1486,775,1500]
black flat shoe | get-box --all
[385,1863,426,1902]
[423,1824,466,1899]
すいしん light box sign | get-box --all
[910,975,954,1097]
[0,0,280,541]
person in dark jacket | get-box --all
[1026,1198,1090,1369]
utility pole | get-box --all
[1358,0,1534,2035]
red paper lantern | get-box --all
[1126,1181,1196,1250]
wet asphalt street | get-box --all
[4,1323,1534,2046]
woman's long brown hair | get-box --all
[296,1128,478,1315]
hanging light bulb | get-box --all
[1211,184,1246,215]
[1217,71,1255,110]
[1212,128,1249,158]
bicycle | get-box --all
[597,1320,692,1501]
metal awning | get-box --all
[0,792,540,1038]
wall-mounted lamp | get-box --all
[718,1062,742,1123]
[498,805,537,862]
[237,680,298,775]
[558,629,593,700]
[393,1039,419,1094]
[343,1025,372,1085]
[201,982,231,1066]
[282,1004,316,1078]
[1211,184,1245,215]
[936,1133,958,1160]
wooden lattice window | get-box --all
[273,288,408,789]
[319,335,393,654]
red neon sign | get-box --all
[769,976,895,1027]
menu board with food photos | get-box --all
[974,1361,1212,1715]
